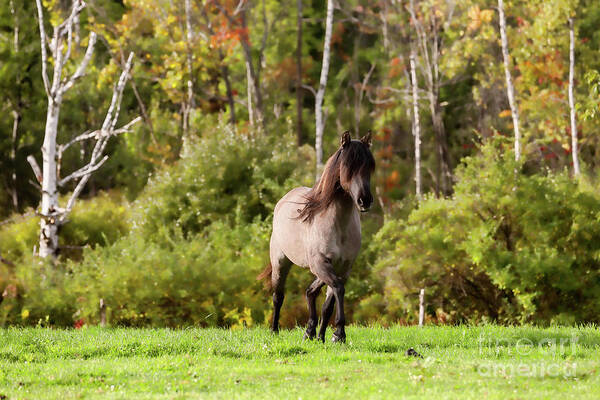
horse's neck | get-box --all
[329,192,357,229]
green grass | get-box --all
[0,325,599,399]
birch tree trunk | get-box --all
[568,17,580,176]
[9,0,20,211]
[39,98,62,258]
[10,111,20,210]
[241,8,264,126]
[246,63,255,126]
[296,0,304,146]
[198,2,236,126]
[315,0,334,176]
[181,0,195,155]
[407,0,452,196]
[214,0,265,127]
[35,0,140,258]
[410,48,422,202]
[498,0,521,162]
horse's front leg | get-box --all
[330,283,346,343]
[318,287,335,342]
[310,258,347,343]
[303,278,324,340]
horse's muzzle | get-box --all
[357,196,372,212]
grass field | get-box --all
[0,325,598,399]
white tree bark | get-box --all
[407,0,452,195]
[315,0,334,177]
[296,0,304,145]
[181,0,196,156]
[568,17,580,176]
[214,0,265,126]
[498,0,522,162]
[9,0,21,210]
[35,0,140,258]
[410,48,422,202]
[246,61,255,126]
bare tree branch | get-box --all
[59,53,140,222]
[59,130,96,155]
[62,32,97,93]
[27,155,42,184]
[301,84,317,98]
[59,155,108,187]
[35,0,51,98]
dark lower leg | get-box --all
[304,279,324,339]
[318,294,336,342]
[272,291,284,333]
[332,285,346,342]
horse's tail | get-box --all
[257,263,273,291]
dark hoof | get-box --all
[331,333,346,343]
[405,348,423,358]
[303,330,316,340]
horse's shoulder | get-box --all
[275,187,310,209]
[287,186,311,197]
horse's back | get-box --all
[271,186,311,268]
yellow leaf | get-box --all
[499,109,512,118]
[21,309,29,320]
[480,10,493,23]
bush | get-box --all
[66,122,318,327]
[0,192,129,326]
[0,192,129,264]
[69,219,271,327]
[369,140,600,324]
[132,120,313,241]
[0,256,77,327]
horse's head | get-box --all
[338,131,376,212]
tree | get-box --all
[34,0,140,258]
[315,0,334,177]
[407,0,454,196]
[497,0,521,162]
[214,0,269,127]
[198,2,236,126]
[295,0,304,146]
[7,0,20,211]
[568,17,580,176]
[410,46,422,201]
[182,0,197,155]
[0,0,46,217]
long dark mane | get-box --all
[298,138,375,223]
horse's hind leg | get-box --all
[318,287,336,342]
[303,278,324,340]
[270,247,292,333]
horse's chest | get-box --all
[321,220,361,262]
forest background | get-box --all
[1,0,600,328]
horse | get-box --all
[259,130,375,343]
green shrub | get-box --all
[0,256,77,327]
[64,122,318,327]
[132,120,314,241]
[69,218,270,327]
[369,140,600,324]
[0,192,129,326]
[0,192,129,264]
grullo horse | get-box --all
[260,131,375,342]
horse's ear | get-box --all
[340,131,352,148]
[360,130,372,147]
